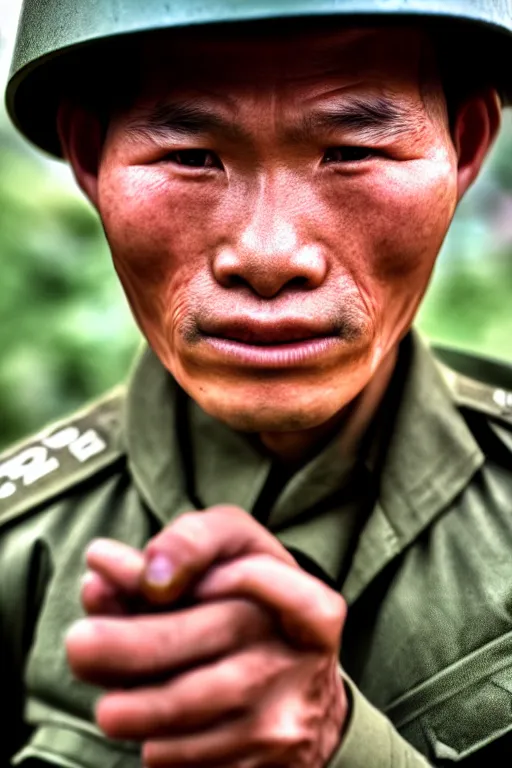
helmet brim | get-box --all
[6,9,511,157]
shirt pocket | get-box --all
[383,630,512,763]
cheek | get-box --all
[366,157,457,285]
[371,159,457,347]
[98,167,217,338]
[327,157,456,320]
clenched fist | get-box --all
[66,505,349,767]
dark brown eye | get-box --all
[323,147,375,163]
[168,150,222,169]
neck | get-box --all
[258,345,399,467]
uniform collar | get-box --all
[187,393,359,527]
[124,348,359,527]
[124,331,484,602]
[342,331,485,603]
[123,348,193,522]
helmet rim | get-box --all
[6,2,512,157]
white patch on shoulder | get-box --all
[493,388,512,413]
[0,426,107,501]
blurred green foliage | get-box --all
[0,116,140,449]
[418,111,512,357]
[0,105,511,450]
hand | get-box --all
[67,506,349,767]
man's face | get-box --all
[96,25,458,432]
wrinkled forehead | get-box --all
[131,23,429,100]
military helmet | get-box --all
[6,0,512,158]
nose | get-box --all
[212,185,328,298]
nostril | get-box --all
[289,276,310,289]
[224,274,246,289]
[219,273,312,296]
[213,243,326,296]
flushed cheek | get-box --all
[343,159,456,331]
[98,167,218,350]
[382,179,454,340]
[372,161,455,279]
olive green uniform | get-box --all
[2,331,512,767]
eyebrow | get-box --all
[126,101,250,143]
[296,97,421,142]
[126,95,421,144]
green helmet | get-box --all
[6,0,512,157]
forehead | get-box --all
[132,23,428,100]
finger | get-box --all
[140,657,346,768]
[81,570,127,616]
[142,717,259,767]
[141,506,298,604]
[194,554,346,651]
[95,644,295,740]
[86,538,145,594]
[66,598,274,685]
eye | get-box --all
[322,146,376,164]
[166,149,223,169]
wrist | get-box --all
[322,662,351,766]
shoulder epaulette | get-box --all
[0,387,127,526]
[434,348,512,427]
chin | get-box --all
[168,342,377,434]
[217,407,331,434]
[186,381,346,434]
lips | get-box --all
[195,316,342,368]
[199,318,337,345]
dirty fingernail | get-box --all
[145,554,174,586]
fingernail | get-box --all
[145,554,174,587]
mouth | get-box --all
[198,318,341,368]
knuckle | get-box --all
[255,709,310,757]
[220,652,277,711]
[219,661,255,710]
[318,592,347,636]
[155,512,207,562]
[232,553,276,586]
[199,555,272,600]
[66,617,104,656]
[208,504,260,538]
[174,510,208,544]
[248,650,290,699]
[215,556,253,591]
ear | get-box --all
[57,101,105,209]
[453,88,501,201]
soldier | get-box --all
[2,0,512,766]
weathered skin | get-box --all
[61,23,500,767]
[60,25,498,460]
[69,507,348,767]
